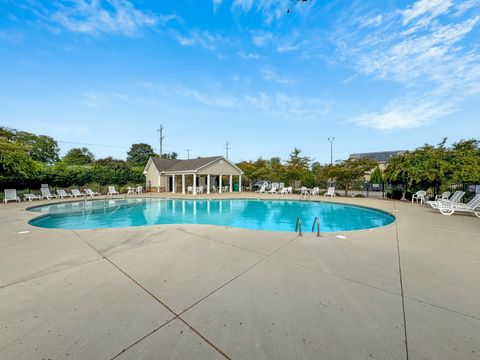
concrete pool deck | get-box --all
[0,193,478,359]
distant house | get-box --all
[349,150,406,170]
[143,156,243,195]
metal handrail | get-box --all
[295,217,302,236]
[311,217,321,237]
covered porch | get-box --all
[166,173,242,195]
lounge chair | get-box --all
[57,189,72,198]
[187,186,193,194]
[324,187,336,197]
[427,191,464,209]
[41,187,57,200]
[23,193,41,202]
[85,188,100,197]
[279,187,288,194]
[255,183,267,193]
[311,187,320,196]
[438,194,480,218]
[4,189,20,203]
[107,186,119,195]
[286,186,293,194]
[411,190,427,204]
[71,189,84,198]
[268,185,277,194]
[136,186,143,194]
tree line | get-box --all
[1,126,478,196]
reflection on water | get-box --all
[29,199,395,232]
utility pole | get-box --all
[224,141,230,159]
[186,149,191,160]
[327,137,335,165]
[157,124,164,157]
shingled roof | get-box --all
[349,150,406,163]
[150,156,224,172]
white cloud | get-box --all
[336,0,480,130]
[175,30,227,50]
[238,51,262,60]
[260,68,294,84]
[50,0,175,36]
[251,31,274,47]
[212,0,223,12]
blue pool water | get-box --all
[28,198,395,232]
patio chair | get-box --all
[286,186,293,194]
[187,186,193,194]
[300,187,310,196]
[71,189,84,198]
[279,187,288,194]
[324,187,336,197]
[268,185,277,194]
[427,191,464,209]
[136,186,143,194]
[57,189,72,199]
[435,191,451,201]
[255,183,267,193]
[23,193,41,202]
[4,189,20,203]
[107,186,119,195]
[40,187,57,200]
[197,186,204,194]
[411,190,427,204]
[85,188,101,197]
[127,187,135,195]
[438,194,480,218]
[311,187,320,196]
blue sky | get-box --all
[1,0,479,163]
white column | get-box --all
[229,175,233,192]
[172,174,176,193]
[219,175,222,193]
[239,175,242,192]
[207,174,211,195]
[193,174,197,195]
[182,174,185,195]
[157,172,161,193]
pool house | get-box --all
[143,156,243,195]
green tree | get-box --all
[161,152,178,160]
[285,148,311,186]
[322,158,376,196]
[0,137,41,186]
[0,127,59,164]
[63,147,95,165]
[127,143,156,166]
[370,166,383,184]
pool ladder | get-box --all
[295,217,321,237]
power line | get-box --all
[157,124,164,157]
[224,141,230,159]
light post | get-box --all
[327,137,335,165]
[327,137,335,187]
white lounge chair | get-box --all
[197,186,204,194]
[71,189,84,198]
[187,186,193,194]
[57,189,72,198]
[136,186,143,194]
[4,189,20,203]
[412,190,427,204]
[311,187,320,196]
[279,187,288,194]
[255,183,267,193]
[107,186,119,195]
[438,194,480,218]
[23,193,41,202]
[324,187,336,197]
[85,188,100,197]
[40,187,57,200]
[286,186,293,194]
[427,191,464,209]
[268,185,277,194]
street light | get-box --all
[327,137,335,165]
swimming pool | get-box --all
[28,198,395,232]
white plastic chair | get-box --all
[136,186,143,194]
[255,183,267,193]
[311,187,320,196]
[23,193,41,202]
[4,189,20,203]
[108,186,119,195]
[324,187,336,197]
[268,185,277,194]
[412,190,427,204]
[300,187,310,196]
[435,191,451,201]
[427,191,464,209]
[187,186,193,194]
[85,188,100,197]
[41,187,57,200]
